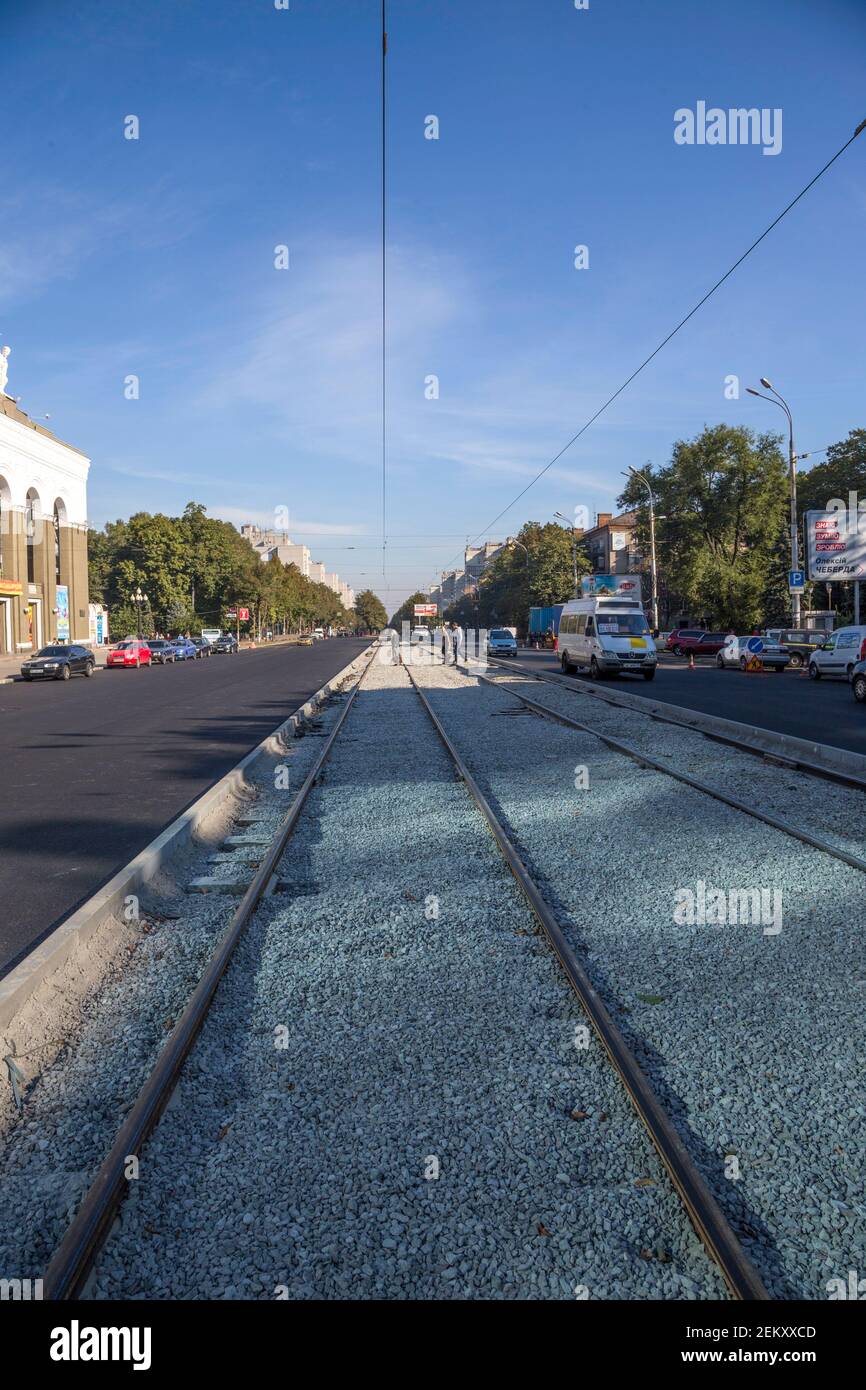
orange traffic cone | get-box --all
[688,651,696,670]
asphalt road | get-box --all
[0,639,370,976]
[509,648,866,755]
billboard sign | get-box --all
[55,584,70,641]
[579,574,642,599]
[414,603,438,617]
[237,607,250,621]
[805,509,866,583]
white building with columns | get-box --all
[0,387,91,657]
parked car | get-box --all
[763,628,826,670]
[190,637,213,659]
[487,628,518,657]
[716,635,790,672]
[851,659,866,705]
[214,634,239,654]
[169,637,198,661]
[107,640,152,668]
[666,630,728,657]
[147,639,177,665]
[665,628,703,654]
[808,627,866,681]
[20,644,95,681]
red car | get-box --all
[666,629,728,657]
[107,639,152,668]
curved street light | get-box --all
[622,465,659,631]
[553,512,579,597]
[746,377,802,625]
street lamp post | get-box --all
[623,465,659,632]
[746,377,801,627]
[554,513,579,598]
[132,586,148,640]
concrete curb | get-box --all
[0,648,373,1033]
[497,658,866,781]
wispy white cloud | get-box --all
[208,503,361,536]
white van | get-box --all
[557,593,657,680]
[808,626,866,681]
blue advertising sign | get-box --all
[56,584,70,642]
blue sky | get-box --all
[2,0,865,608]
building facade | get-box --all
[0,394,91,657]
[239,523,354,610]
[576,511,641,575]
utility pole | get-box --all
[554,513,579,598]
[746,379,801,627]
[624,466,659,631]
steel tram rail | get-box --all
[487,655,866,795]
[473,663,866,876]
[42,654,377,1300]
[43,649,769,1302]
[404,666,770,1302]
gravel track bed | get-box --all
[88,659,725,1300]
[0,684,354,1281]
[414,661,866,1300]
[487,662,866,862]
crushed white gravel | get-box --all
[412,659,865,1299]
[85,658,726,1300]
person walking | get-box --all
[450,620,463,665]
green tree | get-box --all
[618,424,787,630]
[444,524,588,630]
[354,589,388,630]
[389,591,432,629]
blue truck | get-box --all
[528,604,565,646]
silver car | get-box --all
[487,628,518,657]
[716,635,790,672]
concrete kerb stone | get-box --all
[486,658,866,782]
[0,649,372,1035]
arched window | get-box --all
[25,489,39,584]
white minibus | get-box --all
[557,592,657,680]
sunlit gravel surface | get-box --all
[412,660,866,1299]
[88,658,726,1300]
[0,671,358,1282]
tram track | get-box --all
[28,650,773,1301]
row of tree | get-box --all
[88,502,388,638]
[405,425,864,634]
[618,424,866,630]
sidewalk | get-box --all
[0,650,25,683]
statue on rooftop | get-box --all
[0,344,10,396]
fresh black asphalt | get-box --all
[0,640,370,976]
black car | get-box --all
[852,658,866,705]
[190,637,213,658]
[148,639,177,665]
[21,644,95,681]
[765,628,826,670]
[214,634,238,654]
